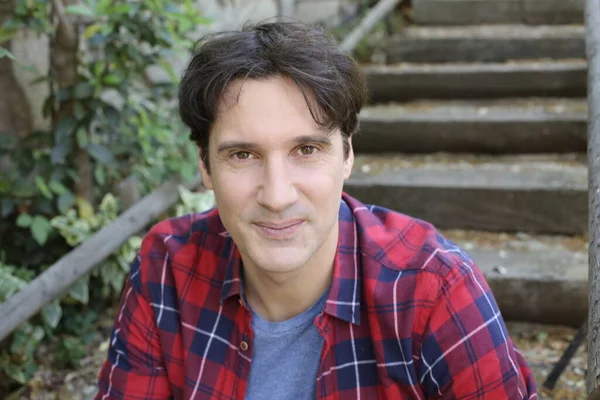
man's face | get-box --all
[199,76,354,277]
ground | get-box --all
[5,319,588,400]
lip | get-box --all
[253,220,305,240]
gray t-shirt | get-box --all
[245,292,327,400]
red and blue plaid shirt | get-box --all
[96,193,537,399]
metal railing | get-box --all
[586,0,600,397]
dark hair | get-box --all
[178,21,369,172]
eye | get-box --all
[232,151,253,160]
[297,145,317,156]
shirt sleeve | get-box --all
[95,252,172,400]
[418,260,537,399]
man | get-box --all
[96,21,537,399]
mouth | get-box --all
[253,220,305,239]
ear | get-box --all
[343,138,354,180]
[198,148,213,190]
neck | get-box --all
[242,223,338,322]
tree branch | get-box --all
[51,0,76,46]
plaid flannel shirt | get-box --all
[96,193,537,399]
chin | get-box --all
[251,249,311,274]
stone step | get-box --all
[385,25,585,63]
[344,153,587,234]
[356,98,587,154]
[443,230,587,327]
[412,0,584,26]
[364,60,587,102]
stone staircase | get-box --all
[345,0,588,327]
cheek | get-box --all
[298,165,346,201]
[212,172,255,212]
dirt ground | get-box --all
[6,321,588,400]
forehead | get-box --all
[211,76,331,144]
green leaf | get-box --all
[74,101,86,121]
[107,3,133,15]
[51,140,71,164]
[41,300,62,329]
[16,213,32,228]
[76,128,89,148]
[0,46,37,73]
[76,197,95,221]
[101,262,125,292]
[68,276,89,304]
[104,106,119,127]
[73,82,94,100]
[86,143,115,164]
[96,0,112,13]
[6,364,27,384]
[94,166,106,186]
[84,24,101,39]
[31,215,52,245]
[55,117,78,142]
[0,27,18,43]
[102,74,121,85]
[36,176,53,199]
[0,47,15,61]
[49,180,68,195]
[64,4,96,17]
[57,192,76,214]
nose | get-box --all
[256,156,299,213]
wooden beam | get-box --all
[586,0,600,396]
[412,0,585,26]
[356,99,587,154]
[385,25,585,63]
[364,61,587,103]
[345,155,587,234]
[0,175,203,343]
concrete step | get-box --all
[412,0,584,26]
[386,25,585,63]
[356,98,587,154]
[443,230,587,327]
[345,153,587,234]
[364,60,587,102]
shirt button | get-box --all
[240,341,249,351]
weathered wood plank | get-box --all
[472,247,587,327]
[586,0,600,396]
[345,156,587,234]
[386,25,585,63]
[413,0,584,26]
[356,99,587,153]
[364,61,587,102]
[0,175,203,343]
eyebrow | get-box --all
[216,141,256,153]
[293,135,333,147]
[216,135,333,154]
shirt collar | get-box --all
[219,194,362,325]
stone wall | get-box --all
[9,29,51,132]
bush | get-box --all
[0,0,212,391]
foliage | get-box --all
[0,188,215,389]
[0,0,206,266]
[175,186,216,216]
[0,0,212,390]
[51,193,143,298]
[0,192,139,388]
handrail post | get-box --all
[586,0,600,397]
